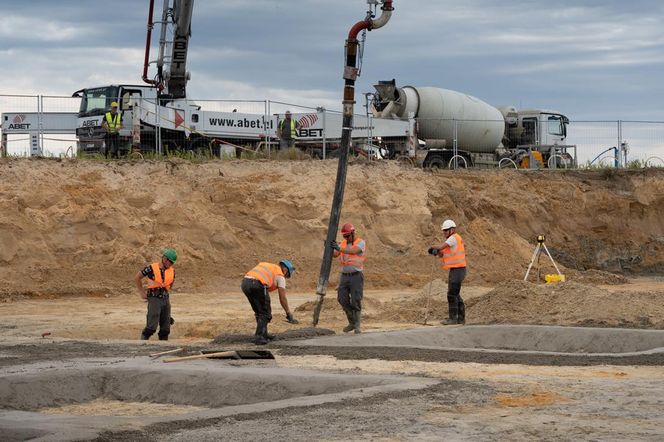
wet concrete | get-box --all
[284,325,664,355]
[0,357,434,441]
[273,324,664,366]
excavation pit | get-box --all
[0,357,433,441]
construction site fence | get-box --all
[1,94,663,168]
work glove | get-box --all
[329,240,341,251]
[428,247,439,256]
[286,312,300,324]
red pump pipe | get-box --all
[312,1,394,326]
[142,0,162,89]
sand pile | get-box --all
[466,280,664,328]
[1,158,663,299]
[293,278,664,329]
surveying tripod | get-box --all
[524,235,563,282]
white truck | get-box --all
[72,0,413,157]
[370,79,576,168]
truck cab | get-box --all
[505,109,568,148]
[72,85,157,155]
[502,109,573,168]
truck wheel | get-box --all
[427,158,445,169]
[395,155,415,167]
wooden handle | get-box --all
[163,351,237,363]
[149,347,184,358]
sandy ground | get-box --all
[1,279,663,441]
[1,278,661,342]
[1,159,664,440]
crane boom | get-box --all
[143,0,195,99]
[166,0,194,99]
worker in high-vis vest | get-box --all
[102,101,123,159]
[428,219,467,325]
[135,248,177,340]
[242,260,299,345]
[330,222,366,334]
[277,110,301,150]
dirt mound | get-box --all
[300,278,664,329]
[467,280,664,329]
[1,158,663,300]
[567,269,629,285]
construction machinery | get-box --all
[371,79,577,169]
[71,0,413,157]
[312,0,394,326]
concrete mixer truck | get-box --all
[370,79,576,168]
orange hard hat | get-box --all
[341,223,355,235]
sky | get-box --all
[1,0,664,161]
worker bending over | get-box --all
[428,219,467,325]
[135,248,177,340]
[330,223,366,334]
[242,260,299,345]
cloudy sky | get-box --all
[1,0,663,121]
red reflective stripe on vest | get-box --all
[246,262,284,292]
[439,233,466,269]
[146,262,174,290]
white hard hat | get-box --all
[441,219,456,230]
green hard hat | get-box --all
[163,248,177,263]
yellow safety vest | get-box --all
[279,119,297,138]
[105,111,122,132]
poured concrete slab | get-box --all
[0,357,434,441]
[285,325,664,356]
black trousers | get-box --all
[447,267,466,320]
[241,278,272,322]
[337,271,364,313]
[142,296,171,340]
[105,132,120,158]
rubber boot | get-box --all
[458,302,466,325]
[256,322,275,341]
[343,309,355,333]
[264,325,276,341]
[253,318,268,345]
[441,301,459,325]
[140,328,154,340]
[353,310,362,334]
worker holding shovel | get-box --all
[135,248,177,340]
[241,260,299,345]
[428,219,467,325]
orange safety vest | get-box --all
[246,262,284,292]
[439,233,466,269]
[339,237,366,272]
[146,262,174,290]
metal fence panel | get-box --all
[2,93,663,166]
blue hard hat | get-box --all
[279,259,294,277]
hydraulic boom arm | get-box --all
[143,0,194,99]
